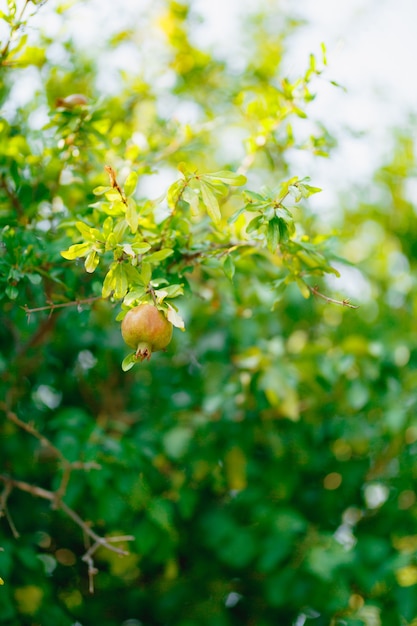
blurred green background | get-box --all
[1,1,417,625]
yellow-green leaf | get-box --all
[141,262,151,285]
[131,241,151,255]
[84,250,99,273]
[146,248,174,263]
[167,179,186,211]
[93,185,111,196]
[203,171,247,186]
[75,221,101,241]
[223,255,235,281]
[200,182,221,224]
[102,266,115,297]
[124,171,138,197]
[126,198,139,234]
[122,353,137,372]
[113,264,129,299]
[295,278,311,299]
[61,242,91,260]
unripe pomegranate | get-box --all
[55,94,89,109]
[121,304,173,361]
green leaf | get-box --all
[246,215,264,234]
[277,218,291,242]
[159,283,184,298]
[7,1,16,16]
[14,45,46,68]
[92,185,112,196]
[26,273,42,285]
[124,171,138,197]
[295,277,311,299]
[131,241,151,255]
[105,201,126,215]
[84,250,99,273]
[126,198,139,234]
[123,288,146,306]
[177,162,189,176]
[61,242,91,260]
[105,189,122,202]
[141,262,152,285]
[296,248,326,270]
[223,255,235,281]
[113,220,128,242]
[203,171,247,186]
[200,182,221,224]
[266,218,280,251]
[321,41,327,65]
[6,285,18,300]
[102,262,130,298]
[293,106,307,119]
[244,190,265,203]
[182,186,199,214]
[102,263,117,298]
[122,353,137,372]
[229,207,246,224]
[167,179,185,211]
[75,221,101,241]
[102,216,114,238]
[146,248,174,263]
[303,184,322,195]
[113,264,129,298]
[154,283,184,301]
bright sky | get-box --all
[289,0,417,189]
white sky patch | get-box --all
[287,0,417,187]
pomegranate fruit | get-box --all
[55,94,89,108]
[121,304,173,361]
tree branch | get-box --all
[0,404,131,589]
[0,174,25,218]
[308,284,359,309]
[105,165,127,204]
[0,482,20,538]
[22,295,104,315]
[0,474,134,558]
[3,406,66,464]
[1,403,101,501]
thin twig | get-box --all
[2,406,66,463]
[1,403,101,502]
[0,174,24,218]
[1,403,102,474]
[59,500,133,556]
[105,165,127,205]
[81,534,135,593]
[82,548,99,594]
[22,296,104,315]
[0,483,20,538]
[308,285,359,309]
[0,0,30,59]
[1,0,50,61]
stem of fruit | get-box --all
[135,342,152,361]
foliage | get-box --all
[1,1,417,625]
